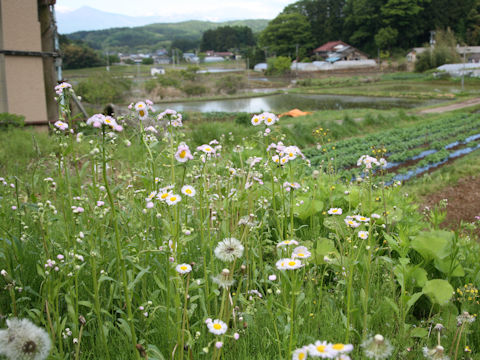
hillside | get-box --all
[66,19,269,52]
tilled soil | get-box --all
[420,175,480,237]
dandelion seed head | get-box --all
[214,238,244,262]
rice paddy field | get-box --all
[0,83,479,360]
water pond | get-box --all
[159,93,446,113]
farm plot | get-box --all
[304,113,480,184]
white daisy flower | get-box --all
[175,143,193,163]
[358,231,369,240]
[135,101,148,120]
[263,112,278,126]
[354,215,370,222]
[272,155,280,164]
[251,115,262,126]
[181,185,196,197]
[277,239,299,247]
[54,120,68,131]
[292,246,311,259]
[307,340,334,358]
[330,343,354,356]
[176,263,192,274]
[344,219,360,228]
[292,346,308,360]
[275,258,289,270]
[207,319,228,335]
[285,258,304,270]
[166,194,181,206]
[328,208,343,215]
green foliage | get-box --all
[66,20,269,53]
[200,26,255,51]
[76,73,131,104]
[259,13,314,58]
[61,43,103,70]
[215,75,246,95]
[182,83,207,96]
[141,57,154,65]
[415,29,461,72]
[0,113,25,128]
[266,56,292,75]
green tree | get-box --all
[61,43,103,69]
[259,13,314,58]
[200,26,255,51]
[141,57,154,65]
[266,56,292,75]
[375,26,399,50]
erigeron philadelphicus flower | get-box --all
[277,239,299,247]
[212,268,235,288]
[197,144,215,154]
[263,112,278,126]
[292,246,311,259]
[284,182,301,191]
[54,82,72,95]
[292,346,308,360]
[145,126,158,134]
[181,185,196,197]
[280,156,289,165]
[166,194,181,206]
[361,334,393,360]
[146,191,157,202]
[157,187,172,202]
[345,218,360,228]
[0,318,51,360]
[272,155,280,164]
[330,343,353,356]
[355,215,370,222]
[207,319,228,335]
[286,258,304,270]
[251,114,262,126]
[175,263,192,274]
[307,341,335,358]
[214,238,244,262]
[328,208,343,215]
[371,213,381,219]
[358,231,369,240]
[54,121,68,131]
[284,146,300,160]
[135,101,148,120]
[86,114,104,128]
[175,143,193,163]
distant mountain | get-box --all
[57,6,169,34]
[66,19,269,52]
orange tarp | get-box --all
[278,108,312,118]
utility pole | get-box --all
[295,43,299,77]
[461,48,466,91]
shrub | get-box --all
[266,56,291,75]
[76,73,131,105]
[216,75,246,95]
[183,83,207,96]
[0,112,25,128]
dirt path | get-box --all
[419,97,480,114]
[420,175,480,237]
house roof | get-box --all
[313,41,350,53]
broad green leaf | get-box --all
[411,230,453,261]
[405,292,423,314]
[423,279,454,306]
[410,327,428,338]
[434,258,465,277]
[410,267,428,288]
[295,196,323,220]
[311,238,338,265]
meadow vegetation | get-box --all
[0,83,479,360]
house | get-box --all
[0,0,58,125]
[313,41,368,62]
[150,67,165,76]
[407,45,480,63]
[205,50,235,60]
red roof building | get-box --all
[313,41,368,62]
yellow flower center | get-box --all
[213,323,222,330]
[161,193,169,199]
[289,152,294,157]
[179,150,186,158]
[333,209,338,213]
[139,110,145,117]
[105,118,111,124]
[205,147,212,152]
[170,197,177,202]
[288,261,296,266]
[332,344,344,351]
[297,253,304,257]
[317,345,326,352]
[298,353,305,360]
[180,266,187,271]
[186,189,192,194]
[284,241,290,244]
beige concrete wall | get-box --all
[0,0,49,124]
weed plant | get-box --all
[0,84,479,360]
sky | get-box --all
[56,0,297,21]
